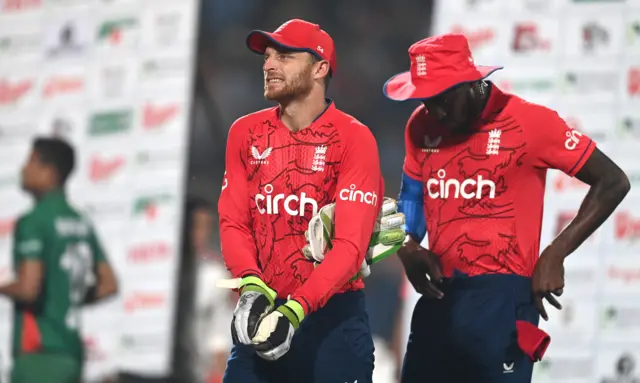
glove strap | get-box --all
[278,300,305,329]
[216,278,242,289]
[239,276,277,304]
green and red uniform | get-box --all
[11,190,108,383]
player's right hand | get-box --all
[230,276,277,345]
[252,299,305,361]
[532,245,565,321]
[398,238,444,299]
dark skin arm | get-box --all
[533,147,630,320]
[397,236,444,299]
[0,260,43,304]
[84,261,118,305]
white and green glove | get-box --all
[222,276,277,346]
[302,197,407,280]
[251,299,305,361]
[217,275,301,361]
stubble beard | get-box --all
[264,67,313,103]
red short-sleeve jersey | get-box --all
[218,101,383,314]
[403,85,595,277]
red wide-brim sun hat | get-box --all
[383,33,503,101]
[383,65,502,101]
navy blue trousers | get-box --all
[401,273,540,383]
[223,291,374,383]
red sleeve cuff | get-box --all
[290,295,311,315]
[231,268,262,279]
[402,164,422,181]
[567,140,596,177]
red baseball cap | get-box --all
[383,34,502,101]
[246,19,337,74]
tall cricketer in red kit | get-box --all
[397,83,593,383]
[384,34,628,383]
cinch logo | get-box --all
[339,184,378,206]
[426,169,496,199]
[564,128,583,150]
[255,184,318,216]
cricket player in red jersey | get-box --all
[218,19,384,383]
[383,34,631,382]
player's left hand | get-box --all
[251,299,305,361]
[532,246,565,321]
[219,275,277,346]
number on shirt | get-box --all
[60,242,96,329]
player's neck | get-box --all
[32,185,60,200]
[278,90,327,133]
[474,81,491,118]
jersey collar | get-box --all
[274,98,335,130]
[313,98,334,124]
[477,82,508,125]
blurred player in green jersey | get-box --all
[0,137,118,383]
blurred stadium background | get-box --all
[0,0,639,382]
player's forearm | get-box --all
[291,239,363,314]
[84,262,119,304]
[398,236,422,261]
[219,218,262,278]
[85,281,118,305]
[0,281,39,303]
[553,173,630,257]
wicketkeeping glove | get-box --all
[302,197,406,280]
[221,275,277,346]
[251,299,305,361]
